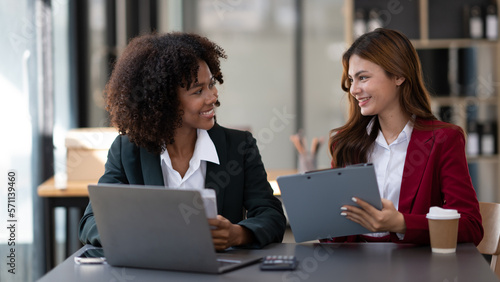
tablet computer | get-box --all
[277,163,382,242]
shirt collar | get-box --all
[160,129,220,169]
[191,129,220,165]
[400,121,414,142]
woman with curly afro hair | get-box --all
[79,32,286,250]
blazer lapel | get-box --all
[205,124,226,213]
[139,147,164,186]
[399,126,433,213]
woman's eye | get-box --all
[209,79,216,88]
[360,76,368,81]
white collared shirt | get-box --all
[160,129,220,189]
[365,117,413,238]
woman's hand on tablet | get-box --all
[341,197,406,234]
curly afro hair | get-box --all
[105,32,227,155]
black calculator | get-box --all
[260,255,298,270]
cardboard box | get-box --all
[65,127,118,181]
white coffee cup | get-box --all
[426,207,461,253]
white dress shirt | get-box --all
[160,129,219,189]
[365,117,413,238]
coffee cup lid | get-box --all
[426,206,461,220]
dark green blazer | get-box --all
[78,123,286,248]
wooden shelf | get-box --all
[431,96,498,106]
[345,0,500,45]
[412,38,499,49]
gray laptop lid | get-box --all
[88,184,260,273]
[277,163,382,242]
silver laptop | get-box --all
[88,184,262,274]
[277,163,382,242]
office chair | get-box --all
[476,201,500,279]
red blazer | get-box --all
[327,119,484,245]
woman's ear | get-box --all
[395,76,405,86]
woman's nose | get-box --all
[207,87,218,103]
[350,81,360,96]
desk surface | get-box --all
[37,243,498,282]
[37,169,297,197]
[37,177,96,197]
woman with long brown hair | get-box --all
[326,28,483,245]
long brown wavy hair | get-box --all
[105,32,226,154]
[329,28,438,168]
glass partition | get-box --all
[190,0,346,169]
